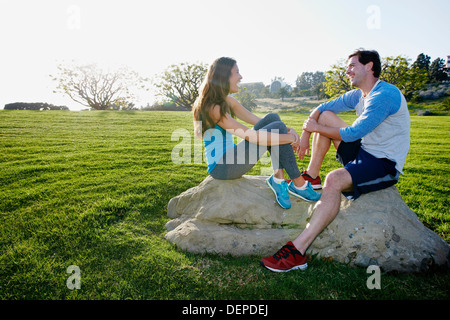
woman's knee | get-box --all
[267,121,287,134]
[257,113,286,133]
[264,113,281,123]
[254,113,282,131]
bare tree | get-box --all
[153,62,208,109]
[51,62,149,110]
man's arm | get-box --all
[339,91,399,142]
[296,112,342,159]
[296,90,361,159]
[303,117,342,140]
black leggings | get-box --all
[210,113,301,180]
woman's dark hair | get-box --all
[348,49,381,78]
[193,57,236,137]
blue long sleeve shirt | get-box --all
[317,80,410,174]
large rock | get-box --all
[165,175,450,272]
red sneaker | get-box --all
[301,171,322,189]
[260,241,308,272]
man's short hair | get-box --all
[348,49,381,78]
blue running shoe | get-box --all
[266,175,291,209]
[288,181,321,202]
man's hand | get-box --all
[302,117,319,133]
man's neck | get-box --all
[360,77,379,97]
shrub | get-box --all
[439,97,450,111]
[4,102,69,110]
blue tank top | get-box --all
[203,125,236,173]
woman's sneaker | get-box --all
[301,171,322,189]
[260,241,308,272]
[266,175,291,209]
[288,181,321,202]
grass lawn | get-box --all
[0,110,449,300]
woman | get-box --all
[192,57,320,209]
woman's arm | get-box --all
[226,95,300,145]
[226,96,261,126]
[297,107,321,159]
[210,105,297,147]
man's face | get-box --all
[346,56,372,87]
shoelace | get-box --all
[278,181,289,195]
[273,244,301,261]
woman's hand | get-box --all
[287,127,299,145]
[297,131,311,160]
[287,127,300,154]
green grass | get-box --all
[0,110,449,300]
[408,96,450,115]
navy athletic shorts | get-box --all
[336,139,399,200]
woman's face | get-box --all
[229,64,243,93]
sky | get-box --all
[0,0,449,110]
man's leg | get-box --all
[292,168,353,254]
[305,111,348,178]
[260,167,353,272]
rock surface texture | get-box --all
[165,175,449,272]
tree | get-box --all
[312,80,327,100]
[271,76,285,83]
[296,72,315,90]
[4,102,69,110]
[278,86,290,101]
[412,53,431,78]
[238,82,265,98]
[323,56,428,101]
[233,87,257,111]
[153,62,208,109]
[381,56,428,100]
[429,58,449,82]
[323,60,352,99]
[51,62,148,110]
[297,71,326,99]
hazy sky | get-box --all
[0,0,449,109]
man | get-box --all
[260,49,410,272]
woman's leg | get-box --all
[211,113,320,206]
[211,113,302,182]
[253,113,282,130]
[257,115,320,205]
[209,141,267,180]
[210,113,279,180]
[259,119,302,181]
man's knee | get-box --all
[318,111,347,127]
[324,168,352,191]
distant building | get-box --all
[270,80,292,93]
